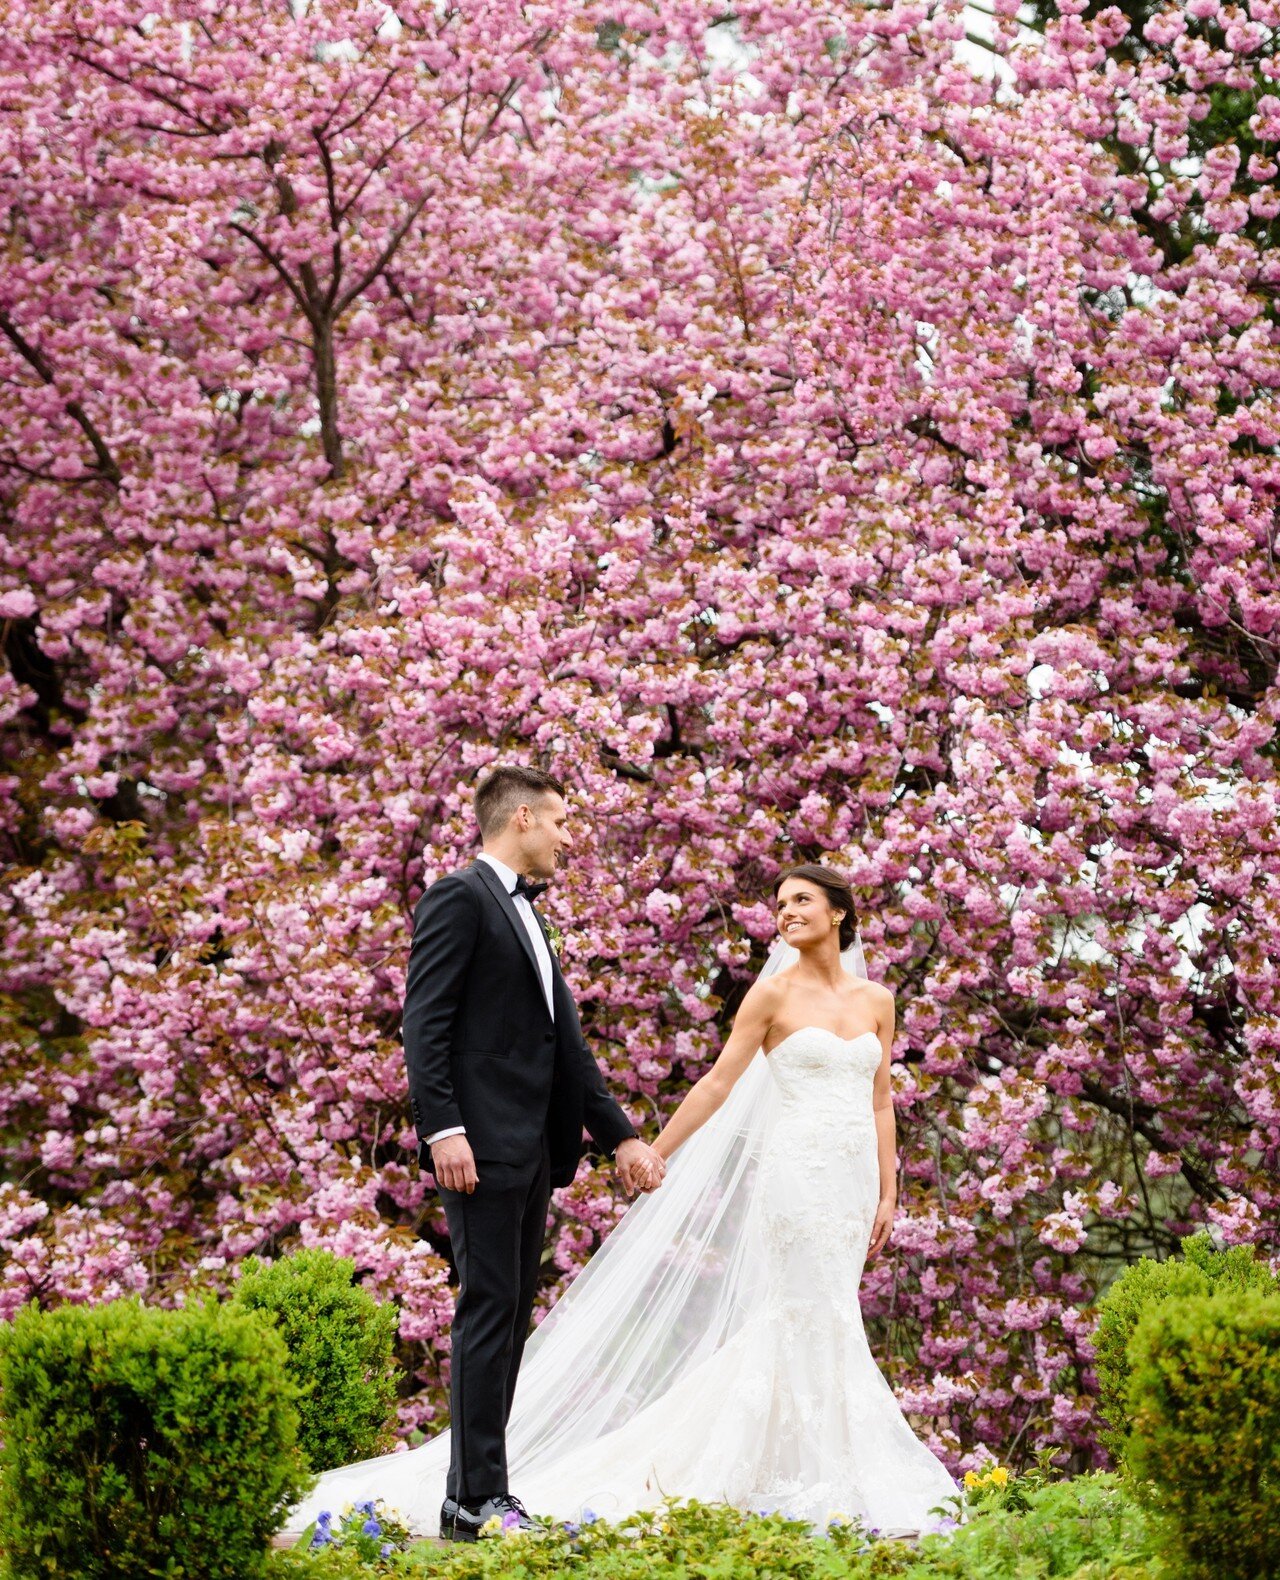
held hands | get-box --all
[868,1195,895,1259]
[430,1133,479,1194]
[429,1135,664,1198]
[614,1138,665,1197]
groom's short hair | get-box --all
[474,765,566,839]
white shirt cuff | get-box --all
[424,1125,467,1146]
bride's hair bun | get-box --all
[773,863,859,951]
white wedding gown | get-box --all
[286,1028,958,1537]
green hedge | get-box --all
[230,1249,400,1474]
[1093,1232,1278,1458]
[0,1296,311,1580]
[1125,1288,1280,1580]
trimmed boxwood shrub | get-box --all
[1125,1288,1280,1580]
[0,1295,311,1580]
[230,1248,399,1473]
[1093,1232,1278,1458]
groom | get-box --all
[402,764,664,1541]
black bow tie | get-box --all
[513,874,548,902]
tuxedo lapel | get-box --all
[472,860,550,1013]
[533,910,570,994]
[532,906,557,961]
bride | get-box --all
[286,863,959,1538]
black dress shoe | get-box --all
[441,1492,535,1542]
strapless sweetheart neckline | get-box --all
[766,1026,882,1058]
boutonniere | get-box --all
[544,920,564,958]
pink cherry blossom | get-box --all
[0,0,1277,1470]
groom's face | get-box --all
[518,791,572,881]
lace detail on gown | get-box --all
[286,1027,958,1536]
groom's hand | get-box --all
[430,1134,479,1194]
[615,1138,664,1196]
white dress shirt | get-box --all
[424,852,556,1148]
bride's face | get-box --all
[776,879,841,949]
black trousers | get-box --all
[438,1139,551,1503]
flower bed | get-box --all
[265,1470,1158,1580]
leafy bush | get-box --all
[1125,1288,1280,1580]
[1178,1233,1280,1299]
[0,1295,311,1580]
[372,1478,1149,1579]
[267,1547,377,1580]
[909,1472,1155,1578]
[390,1501,890,1578]
[1092,1232,1278,1457]
[231,1249,400,1474]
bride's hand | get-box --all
[615,1138,665,1196]
[868,1197,895,1258]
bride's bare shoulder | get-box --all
[743,970,790,1010]
[852,978,895,1020]
[737,969,802,1028]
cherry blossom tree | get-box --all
[1,0,1277,1466]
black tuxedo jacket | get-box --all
[402,860,636,1189]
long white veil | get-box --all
[285,928,869,1534]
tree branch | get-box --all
[335,191,431,315]
[0,312,122,485]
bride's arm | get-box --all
[868,986,898,1258]
[651,978,779,1163]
